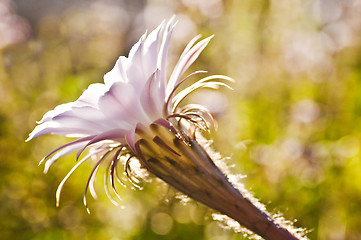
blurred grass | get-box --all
[1,0,361,239]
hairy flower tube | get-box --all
[27,18,306,240]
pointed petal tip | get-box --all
[167,15,178,28]
[192,34,202,43]
[56,196,60,207]
[216,75,235,83]
[38,159,44,167]
[203,35,214,43]
[44,161,53,173]
[38,157,47,170]
[25,130,37,142]
[169,14,176,22]
[83,196,91,214]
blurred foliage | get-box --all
[1,0,361,239]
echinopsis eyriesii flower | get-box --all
[27,18,307,240]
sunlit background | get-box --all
[1,0,361,239]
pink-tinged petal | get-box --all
[76,129,127,160]
[97,83,135,123]
[127,33,147,90]
[142,21,164,78]
[36,102,74,124]
[52,114,105,130]
[104,56,129,86]
[77,83,108,106]
[28,107,119,142]
[167,35,214,94]
[158,17,176,98]
[69,106,109,122]
[26,121,99,141]
[53,106,121,132]
[50,113,116,134]
[98,82,149,125]
[37,83,107,125]
[140,69,163,120]
[128,32,146,63]
[153,118,178,135]
[125,128,136,154]
[140,71,157,119]
[125,62,144,94]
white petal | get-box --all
[125,62,144,94]
[27,121,99,140]
[125,127,136,153]
[104,57,129,86]
[77,83,108,106]
[158,18,176,99]
[140,69,162,119]
[70,106,109,122]
[126,20,170,95]
[142,22,163,79]
[128,32,146,63]
[98,82,149,126]
[37,102,74,124]
[57,105,121,131]
[37,83,106,125]
[127,33,147,90]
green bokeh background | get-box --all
[1,0,361,239]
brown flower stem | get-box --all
[216,193,300,240]
[187,139,301,240]
[136,128,303,240]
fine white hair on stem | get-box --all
[195,132,309,239]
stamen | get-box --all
[168,113,209,132]
[180,104,217,130]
